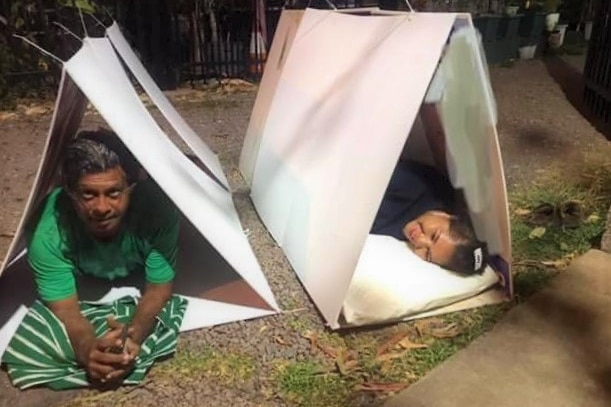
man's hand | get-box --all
[84,326,133,383]
[48,297,138,384]
[93,316,140,383]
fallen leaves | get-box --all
[514,208,531,216]
[356,381,409,393]
[415,318,462,339]
[586,213,600,224]
[430,323,461,339]
[397,337,429,350]
[0,112,18,121]
[375,331,428,363]
[528,226,546,239]
[218,78,257,93]
[274,336,288,346]
[24,105,48,116]
[302,330,337,358]
[376,331,410,357]
[335,349,360,375]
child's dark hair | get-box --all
[445,214,489,276]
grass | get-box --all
[274,361,353,407]
[150,345,255,385]
[58,346,256,407]
[59,155,611,407]
[272,156,611,406]
[272,304,509,406]
[509,157,611,300]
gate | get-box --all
[584,0,611,124]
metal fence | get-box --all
[584,0,611,123]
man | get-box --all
[25,128,180,384]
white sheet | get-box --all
[249,9,457,326]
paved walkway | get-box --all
[385,249,611,407]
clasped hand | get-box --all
[84,316,140,384]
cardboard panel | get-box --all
[0,33,280,347]
[438,24,511,265]
[240,10,305,186]
[249,9,456,327]
[0,73,87,275]
[63,38,278,312]
[105,23,229,190]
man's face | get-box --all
[402,210,458,268]
[70,167,132,240]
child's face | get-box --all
[402,210,458,268]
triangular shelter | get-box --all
[240,8,512,328]
[0,23,279,348]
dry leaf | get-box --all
[302,330,319,354]
[302,330,337,358]
[397,337,428,350]
[0,112,18,121]
[430,323,461,339]
[258,325,268,333]
[376,331,409,357]
[515,208,531,216]
[318,343,339,359]
[25,106,48,116]
[586,214,600,224]
[414,317,443,337]
[356,382,409,393]
[274,336,288,345]
[336,349,360,376]
[528,226,546,239]
[541,259,570,268]
[376,351,408,363]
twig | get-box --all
[281,307,308,315]
[513,260,557,268]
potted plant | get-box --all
[505,1,520,16]
[555,20,568,46]
[543,0,562,31]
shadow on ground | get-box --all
[544,55,611,141]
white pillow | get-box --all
[343,235,499,325]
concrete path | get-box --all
[385,249,611,407]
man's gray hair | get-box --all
[62,129,140,191]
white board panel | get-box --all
[250,9,457,326]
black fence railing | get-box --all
[584,0,611,124]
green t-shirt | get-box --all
[27,180,180,302]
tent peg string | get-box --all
[13,34,64,65]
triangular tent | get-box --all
[240,8,512,328]
[0,24,279,352]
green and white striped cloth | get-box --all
[2,295,187,390]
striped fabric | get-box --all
[2,295,187,390]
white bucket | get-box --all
[585,21,593,41]
[548,31,562,49]
[519,45,537,60]
[556,24,568,46]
